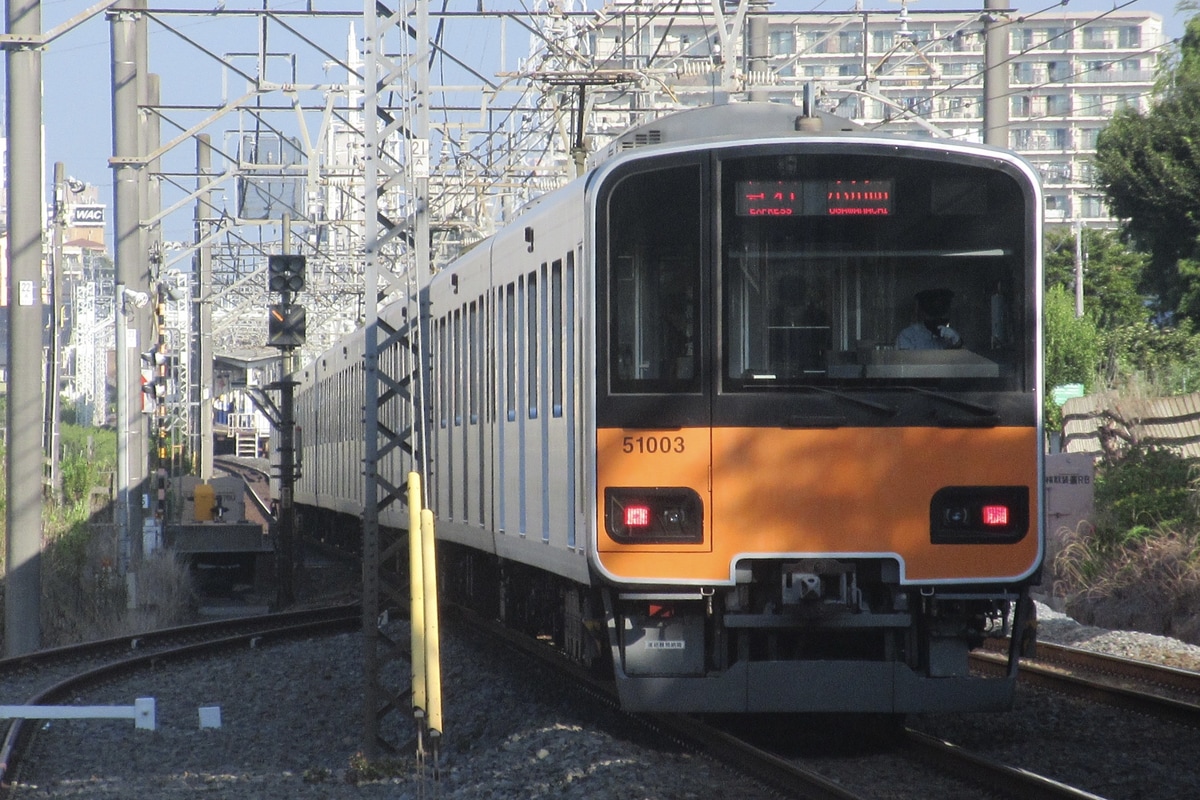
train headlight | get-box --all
[606,488,704,544]
[930,486,1028,544]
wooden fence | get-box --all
[1061,392,1200,459]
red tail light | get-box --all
[982,505,1010,526]
[605,487,704,544]
[930,486,1028,544]
[624,505,652,528]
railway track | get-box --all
[276,537,1128,796]
[0,604,360,795]
[213,455,275,523]
[447,603,1107,800]
[972,639,1200,727]
[101,522,1193,798]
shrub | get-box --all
[58,426,116,508]
[1091,444,1200,551]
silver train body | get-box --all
[294,102,1044,715]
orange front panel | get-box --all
[595,426,1041,584]
[595,428,712,554]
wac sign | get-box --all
[71,205,106,227]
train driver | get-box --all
[895,288,963,350]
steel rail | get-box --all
[972,648,1200,728]
[901,729,1108,800]
[982,637,1200,697]
[0,606,360,795]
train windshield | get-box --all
[720,150,1034,393]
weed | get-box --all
[345,752,412,784]
[1090,444,1200,551]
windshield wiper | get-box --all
[898,386,997,417]
[797,385,898,417]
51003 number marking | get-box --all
[622,435,685,454]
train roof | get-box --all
[587,101,866,169]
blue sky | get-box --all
[23,0,1198,213]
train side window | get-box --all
[605,162,702,394]
[438,316,448,429]
[455,308,464,427]
[551,258,563,417]
[505,283,516,422]
[469,300,479,425]
[528,270,539,419]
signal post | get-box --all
[266,252,306,607]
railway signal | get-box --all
[267,304,306,348]
[267,253,306,294]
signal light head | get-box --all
[268,254,306,293]
[268,303,307,348]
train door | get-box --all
[594,156,714,573]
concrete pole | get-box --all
[4,0,45,657]
[111,0,149,573]
[47,162,66,504]
[1074,219,1085,318]
[195,136,215,481]
[983,0,1010,148]
[747,0,770,102]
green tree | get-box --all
[1043,284,1100,428]
[1093,17,1200,319]
[1044,227,1148,331]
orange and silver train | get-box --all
[294,102,1044,715]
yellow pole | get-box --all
[408,473,426,716]
[421,508,443,737]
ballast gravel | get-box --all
[8,600,1200,799]
[8,620,772,800]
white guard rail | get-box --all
[0,697,156,730]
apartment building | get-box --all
[587,5,1165,228]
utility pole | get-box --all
[47,162,67,504]
[194,135,216,481]
[1074,218,1085,318]
[4,0,45,657]
[111,0,151,579]
[982,0,1010,148]
[747,0,770,102]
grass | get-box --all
[1,421,197,649]
[1050,443,1200,645]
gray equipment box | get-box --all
[621,612,705,676]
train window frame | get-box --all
[453,306,464,428]
[469,299,480,426]
[505,282,517,422]
[551,258,564,418]
[528,269,539,420]
[716,146,1036,398]
[600,157,706,397]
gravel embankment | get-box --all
[8,620,771,800]
[9,601,1200,799]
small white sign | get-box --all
[199,706,222,729]
[410,138,430,179]
[18,281,34,307]
[71,204,106,227]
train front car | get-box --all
[591,127,1043,714]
